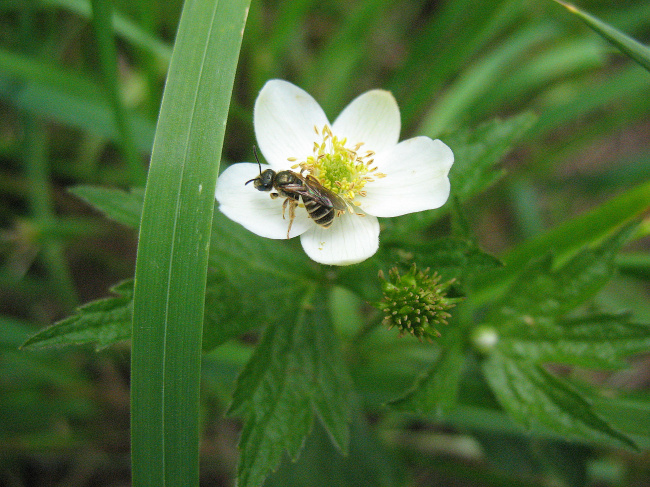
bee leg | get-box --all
[286,199,297,239]
[281,197,289,219]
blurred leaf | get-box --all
[470,39,608,124]
[490,223,636,321]
[528,65,648,142]
[593,391,650,449]
[40,0,172,62]
[560,152,650,193]
[0,79,156,153]
[0,317,34,349]
[418,25,549,137]
[445,112,537,202]
[90,0,145,184]
[475,181,650,306]
[384,237,502,285]
[70,185,144,228]
[386,113,536,237]
[535,441,590,487]
[498,313,650,370]
[265,415,405,487]
[228,288,353,487]
[395,0,523,127]
[554,1,650,72]
[300,0,394,112]
[203,212,315,350]
[471,433,545,482]
[0,47,102,99]
[390,325,466,413]
[616,252,650,280]
[21,280,132,351]
[483,352,636,449]
[0,49,156,152]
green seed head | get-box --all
[375,264,458,340]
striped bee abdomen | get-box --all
[303,196,336,227]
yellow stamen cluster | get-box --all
[290,125,385,204]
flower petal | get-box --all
[359,137,453,217]
[332,89,400,154]
[300,212,379,265]
[254,80,330,170]
[216,163,313,239]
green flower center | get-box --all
[290,125,385,204]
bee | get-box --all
[245,149,347,239]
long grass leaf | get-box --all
[554,0,650,72]
[90,0,146,185]
[0,48,156,151]
[131,0,250,485]
[40,0,172,63]
[417,23,555,137]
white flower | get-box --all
[216,80,454,266]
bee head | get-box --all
[245,146,275,191]
[246,168,275,191]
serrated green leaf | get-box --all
[384,237,502,285]
[310,317,354,453]
[499,313,650,370]
[389,327,466,413]
[554,1,650,72]
[228,286,353,487]
[265,414,405,487]
[34,190,316,352]
[491,223,636,321]
[483,180,650,306]
[592,391,650,449]
[69,185,144,228]
[386,113,536,236]
[21,280,132,351]
[444,113,537,201]
[203,211,316,350]
[482,351,636,449]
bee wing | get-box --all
[284,184,334,207]
[303,176,348,210]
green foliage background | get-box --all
[1,0,650,486]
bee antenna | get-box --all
[252,145,262,174]
[245,145,263,186]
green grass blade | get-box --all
[0,48,156,151]
[0,47,102,98]
[23,118,78,311]
[395,0,523,129]
[131,0,250,485]
[417,23,554,138]
[554,0,650,72]
[90,0,145,185]
[299,0,394,113]
[40,0,172,63]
